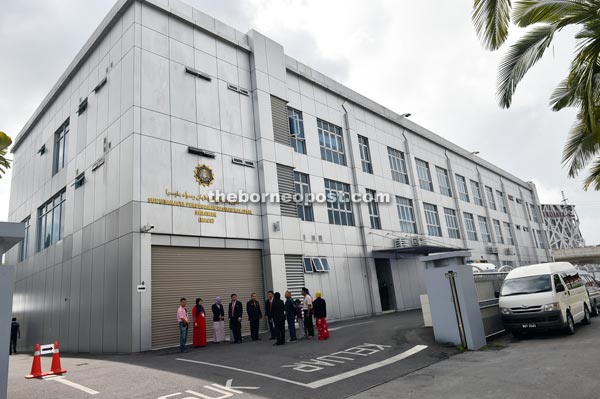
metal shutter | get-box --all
[276,164,298,218]
[151,246,264,349]
[271,96,291,146]
[285,255,305,300]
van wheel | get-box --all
[592,301,599,317]
[582,305,591,325]
[565,312,575,335]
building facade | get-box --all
[7,0,551,353]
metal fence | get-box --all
[474,272,508,337]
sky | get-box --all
[1,0,599,244]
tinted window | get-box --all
[501,275,552,296]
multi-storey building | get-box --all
[7,0,551,353]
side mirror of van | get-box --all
[556,284,565,293]
[494,291,500,298]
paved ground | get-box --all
[350,316,600,399]
[8,310,455,399]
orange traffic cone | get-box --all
[25,344,45,379]
[47,341,67,375]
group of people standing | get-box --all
[176,287,330,353]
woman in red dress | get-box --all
[313,291,330,340]
[192,298,207,347]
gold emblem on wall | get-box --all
[194,164,214,187]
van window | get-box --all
[501,275,552,296]
[553,274,563,290]
[560,271,584,290]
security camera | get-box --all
[141,224,155,233]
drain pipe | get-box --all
[341,101,380,315]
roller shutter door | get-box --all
[151,246,264,349]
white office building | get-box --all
[7,0,551,353]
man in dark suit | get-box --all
[284,291,297,342]
[246,293,262,341]
[264,290,275,340]
[228,293,243,344]
[271,292,286,346]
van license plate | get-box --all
[522,323,536,328]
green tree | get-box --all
[0,131,11,178]
[472,0,600,189]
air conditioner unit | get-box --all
[394,238,411,249]
[504,248,515,255]
[486,246,499,254]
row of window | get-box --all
[284,106,543,224]
[18,189,66,261]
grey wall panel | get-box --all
[78,251,92,352]
[103,240,119,353]
[50,264,62,343]
[81,224,92,254]
[117,234,133,352]
[118,202,133,237]
[73,184,84,232]
[131,233,140,352]
[59,259,72,350]
[43,267,55,345]
[105,211,119,243]
[30,270,45,346]
[92,218,106,249]
[62,235,73,261]
[90,246,105,353]
[68,255,82,353]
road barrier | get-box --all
[24,341,67,379]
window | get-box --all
[415,159,434,191]
[470,180,483,206]
[303,257,313,273]
[18,216,31,261]
[294,171,313,221]
[478,216,491,242]
[366,189,381,229]
[288,107,306,154]
[358,135,373,174]
[485,186,496,210]
[388,147,409,184]
[456,174,469,202]
[464,212,478,241]
[396,196,417,234]
[536,230,546,249]
[324,179,354,226]
[561,271,584,290]
[496,190,507,213]
[318,119,346,165]
[303,257,330,273]
[530,204,540,223]
[444,208,461,239]
[38,189,66,251]
[53,119,69,175]
[503,222,514,245]
[436,167,452,197]
[423,203,442,237]
[493,219,504,244]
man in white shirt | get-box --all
[301,287,314,338]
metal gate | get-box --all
[151,246,264,349]
[474,272,508,337]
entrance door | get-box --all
[375,259,396,311]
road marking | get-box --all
[158,380,259,398]
[328,321,375,332]
[44,375,99,395]
[176,344,428,389]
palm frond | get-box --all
[562,112,600,178]
[497,24,556,108]
[513,0,589,27]
[550,78,582,110]
[583,157,600,190]
[472,0,512,50]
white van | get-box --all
[498,262,591,337]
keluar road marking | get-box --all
[176,344,428,389]
[158,379,259,399]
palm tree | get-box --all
[0,131,12,178]
[472,0,600,189]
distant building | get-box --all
[541,202,585,249]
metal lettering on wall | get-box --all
[147,164,253,224]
